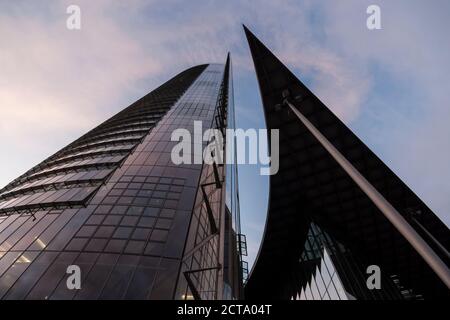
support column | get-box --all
[283,95,450,289]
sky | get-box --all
[1,0,449,269]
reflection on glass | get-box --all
[16,255,31,264]
[35,238,46,249]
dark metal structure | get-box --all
[0,58,243,299]
[243,26,450,300]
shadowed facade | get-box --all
[243,26,450,300]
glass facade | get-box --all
[292,224,355,300]
[174,58,243,300]
[223,59,245,298]
[294,248,351,300]
[0,60,243,300]
[290,223,415,300]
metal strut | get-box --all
[280,89,450,289]
[183,265,222,300]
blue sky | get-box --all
[1,0,449,268]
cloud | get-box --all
[0,0,367,174]
[0,1,164,140]
[317,0,450,225]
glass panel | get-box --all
[310,276,320,300]
[49,252,98,300]
[326,279,340,300]
[4,251,59,299]
[299,287,306,300]
[314,266,327,298]
[304,282,313,300]
[26,252,78,299]
[12,214,57,251]
[99,255,139,299]
[0,251,39,298]
[74,253,119,299]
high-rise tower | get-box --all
[0,57,243,300]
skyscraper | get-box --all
[0,57,243,299]
[243,26,450,300]
[0,25,448,301]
